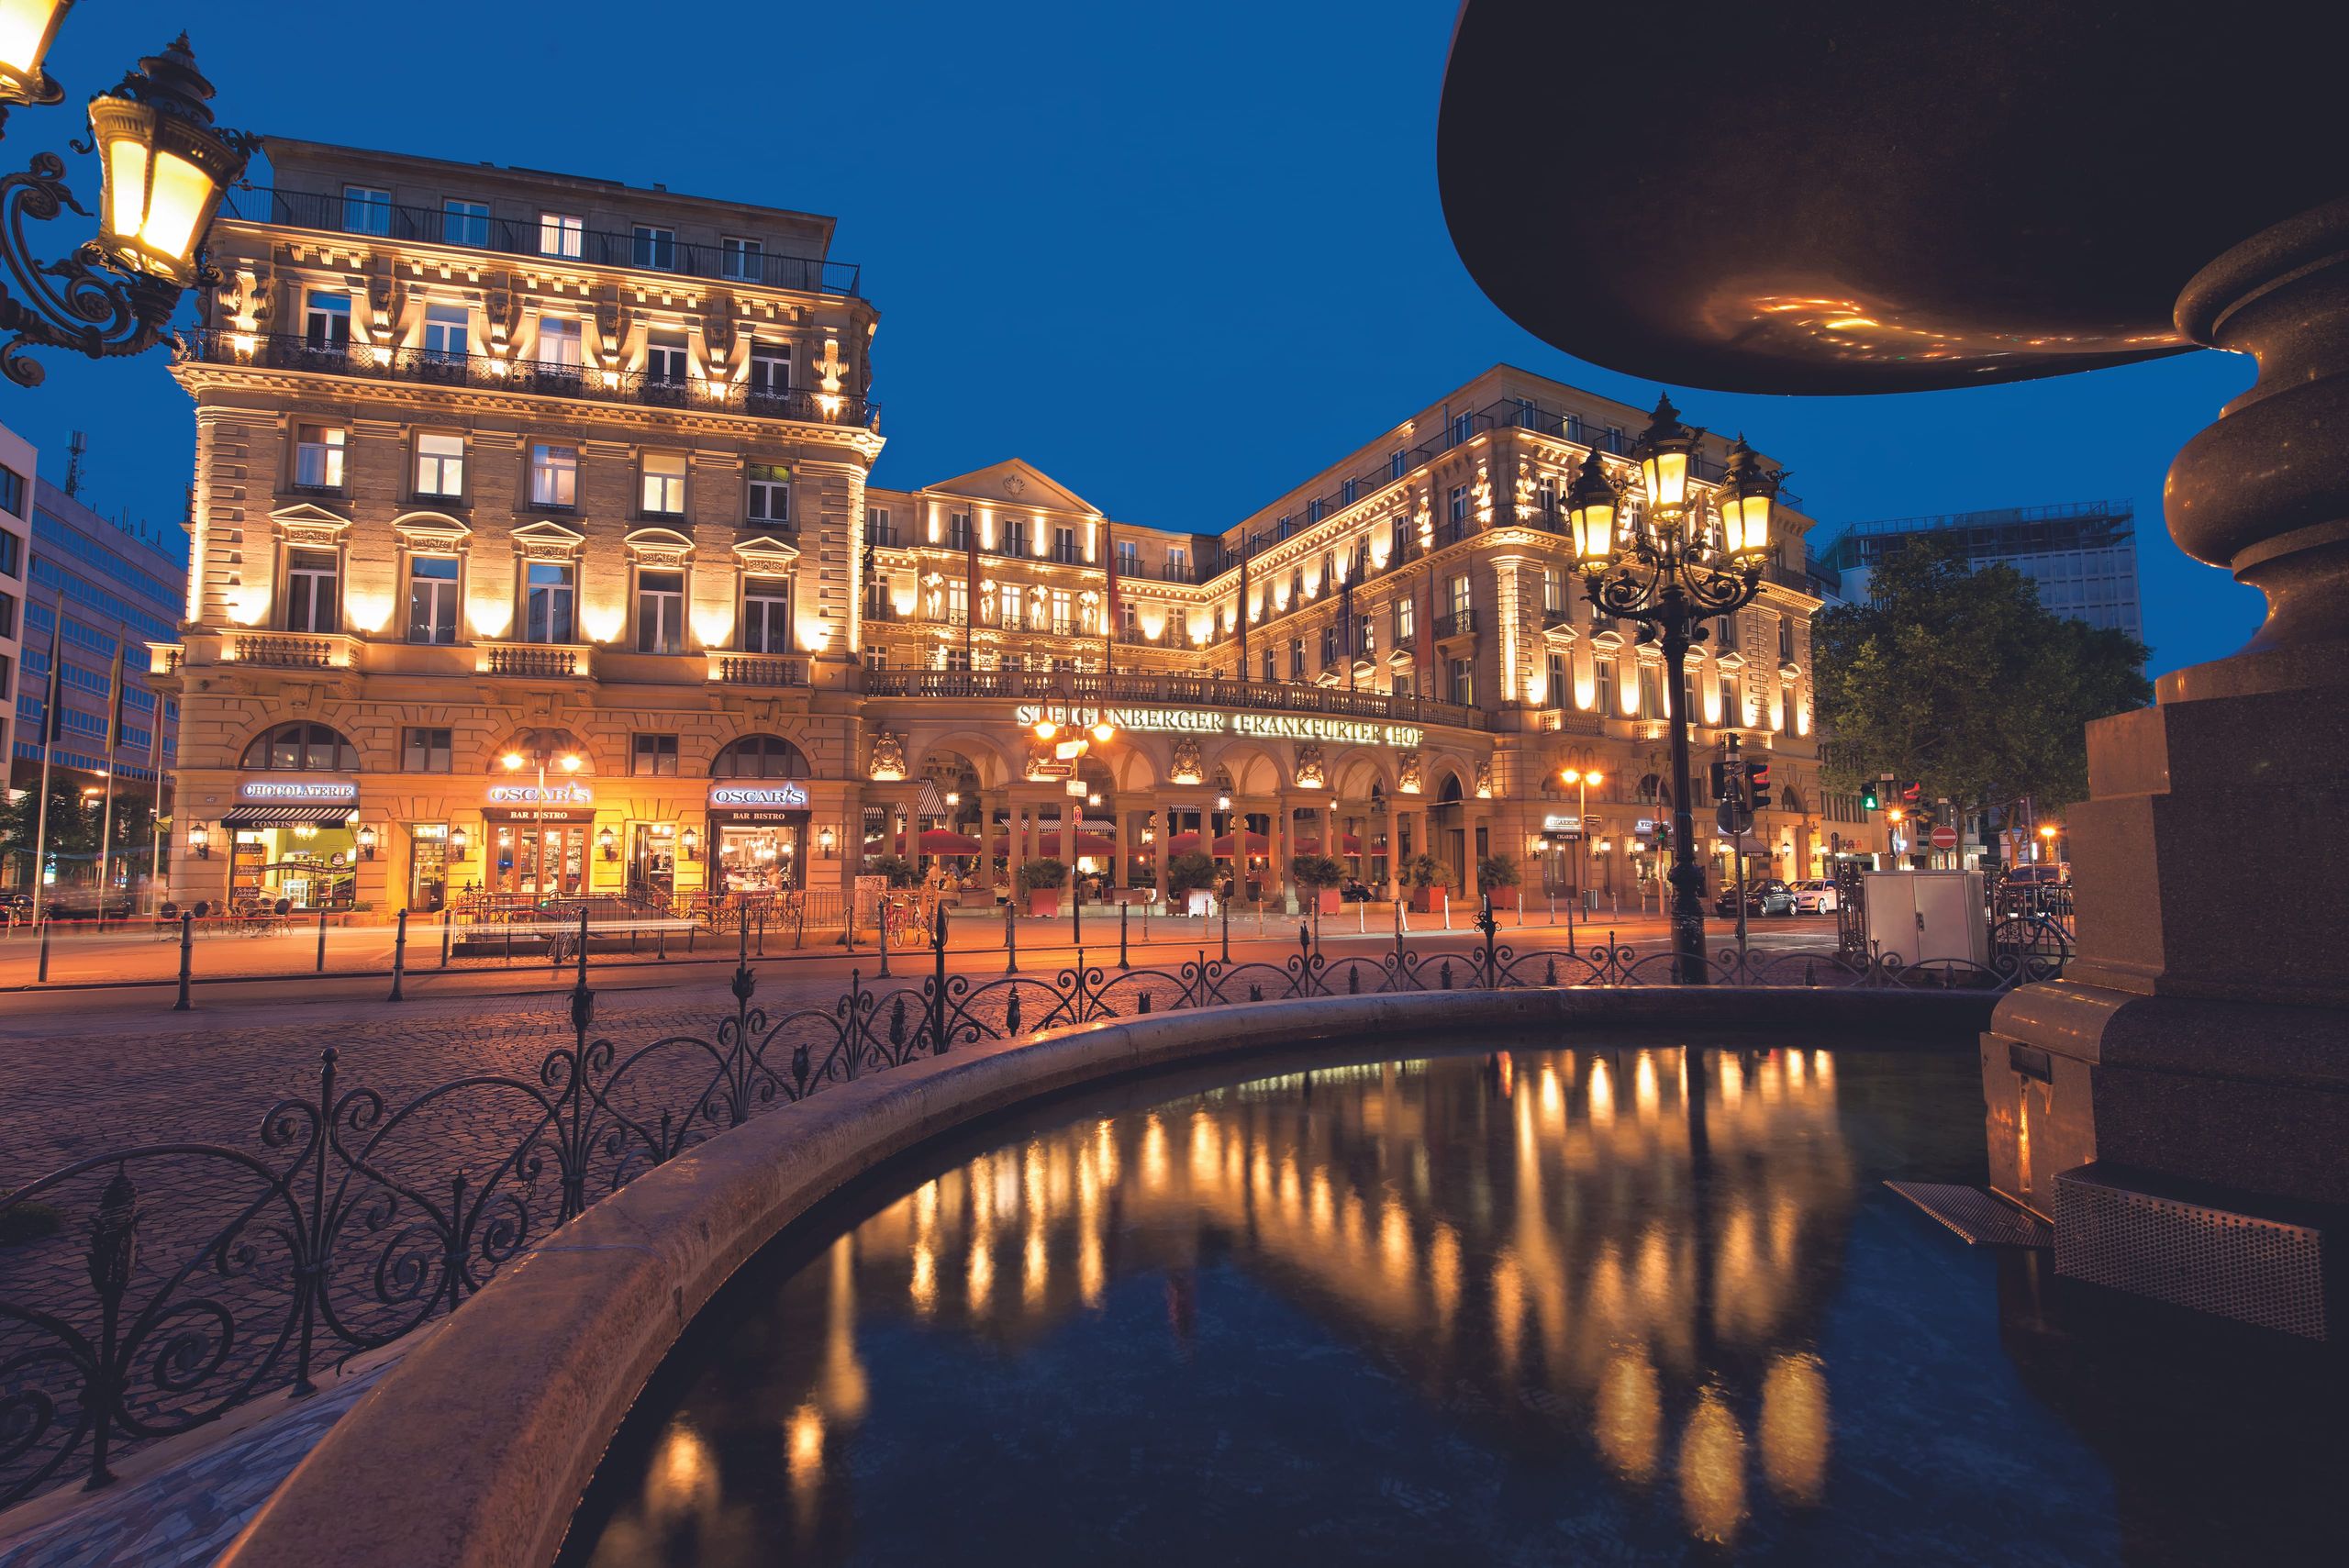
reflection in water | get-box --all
[575,1045,1890,1566]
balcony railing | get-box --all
[221,186,864,298]
[712,654,807,687]
[484,644,583,678]
[228,632,351,669]
[1436,609,1478,639]
[863,669,1490,731]
[182,331,877,428]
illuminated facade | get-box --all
[160,141,1853,916]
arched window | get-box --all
[1438,773,1464,805]
[712,734,810,778]
[242,722,360,772]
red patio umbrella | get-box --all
[1166,830,1206,855]
[1297,832,1364,855]
[1211,831,1271,856]
[905,828,983,855]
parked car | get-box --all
[1714,878,1796,917]
[1338,878,1375,904]
[1792,879,1841,914]
[37,887,134,921]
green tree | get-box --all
[1812,536,2151,830]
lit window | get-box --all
[640,452,687,516]
[423,303,468,359]
[441,198,489,247]
[1050,589,1073,634]
[540,211,584,258]
[529,444,578,507]
[416,432,464,498]
[721,235,763,281]
[537,317,582,367]
[304,291,351,348]
[342,185,391,237]
[295,425,346,490]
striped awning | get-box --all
[222,806,354,828]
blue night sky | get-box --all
[5,0,2261,676]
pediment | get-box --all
[623,527,697,567]
[511,519,587,560]
[268,502,351,545]
[733,534,800,570]
[393,510,472,545]
[923,458,1101,517]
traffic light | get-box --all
[1860,784,1880,812]
[1709,760,1731,801]
[1745,760,1773,811]
[1901,780,1923,806]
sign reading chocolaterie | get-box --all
[238,778,359,804]
[708,783,810,811]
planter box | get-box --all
[1310,889,1342,916]
[1408,887,1445,914]
[1185,888,1217,917]
[1026,889,1061,919]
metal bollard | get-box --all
[388,909,409,1001]
[1119,901,1130,969]
[317,908,330,973]
[878,901,893,979]
[37,917,50,984]
[1221,894,1231,964]
[440,915,452,969]
[757,905,766,957]
[1442,890,1453,930]
[1006,899,1019,975]
[658,921,668,961]
[173,911,193,1010]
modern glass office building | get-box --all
[1812,500,2142,638]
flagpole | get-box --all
[149,678,166,913]
[95,631,125,929]
[28,621,61,927]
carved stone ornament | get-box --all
[1169,735,1203,784]
[815,336,848,395]
[868,730,907,782]
[1294,744,1327,789]
[703,309,735,360]
[1397,750,1424,795]
[1475,761,1494,799]
[1002,473,1027,496]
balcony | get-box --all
[482,644,583,678]
[1541,606,1575,630]
[182,332,878,429]
[863,668,1491,732]
[226,631,358,670]
[1436,609,1478,640]
[711,654,808,687]
[222,186,864,298]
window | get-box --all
[1681,671,1698,720]
[1165,545,1187,580]
[1778,615,1795,661]
[640,452,686,516]
[747,463,790,525]
[1358,613,1375,658]
[947,510,973,550]
[1637,665,1661,717]
[403,727,453,773]
[441,198,489,247]
[342,185,391,236]
[526,562,575,642]
[720,235,763,281]
[1116,540,1141,577]
[1319,625,1338,667]
[1714,614,1735,651]
[1719,673,1742,727]
[1547,651,1567,706]
[423,303,468,359]
[712,734,809,778]
[1449,485,1469,528]
[0,591,14,639]
[1049,588,1073,634]
[635,569,685,652]
[406,556,459,644]
[1448,656,1475,706]
[1537,475,1559,522]
[999,588,1023,631]
[946,580,969,627]
[863,649,888,673]
[632,225,676,270]
[1261,647,1276,682]
[1388,448,1407,481]
[742,578,792,652]
[1448,573,1474,617]
[284,549,340,633]
[865,506,892,545]
[0,465,24,518]
[1392,670,1413,699]
[294,425,346,490]
[1594,659,1616,716]
[1395,595,1415,644]
[540,211,584,258]
[537,316,583,367]
[1451,412,1475,447]
[304,290,351,347]
[415,432,464,497]
[1390,513,1412,561]
[0,528,17,574]
[1289,638,1306,681]
[1119,598,1139,635]
[631,733,680,776]
[645,332,688,384]
[245,722,358,772]
[750,343,791,397]
[529,443,578,507]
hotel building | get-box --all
[161,140,1860,917]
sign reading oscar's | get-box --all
[1012,703,1423,750]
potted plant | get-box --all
[1476,854,1521,898]
[870,852,918,889]
[1166,850,1219,917]
[1402,852,1447,912]
[1019,857,1068,918]
[1290,852,1346,916]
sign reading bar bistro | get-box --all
[1012,703,1423,750]
[238,779,359,804]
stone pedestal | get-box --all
[1983,199,2349,1338]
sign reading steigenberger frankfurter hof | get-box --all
[237,778,359,804]
[1012,703,1423,750]
[708,783,810,810]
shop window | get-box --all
[635,569,685,653]
[406,555,460,644]
[632,732,680,776]
[742,577,792,652]
[712,734,809,778]
[244,722,359,772]
[402,727,452,772]
[284,547,340,633]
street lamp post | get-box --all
[1565,395,1783,984]
[502,746,583,899]
[1555,766,1603,911]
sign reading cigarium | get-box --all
[1013,703,1423,750]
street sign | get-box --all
[1931,825,1959,851]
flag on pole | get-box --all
[40,618,63,745]
[104,638,126,753]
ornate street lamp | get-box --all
[0,28,257,386]
[1567,395,1783,982]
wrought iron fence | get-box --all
[0,899,2067,1507]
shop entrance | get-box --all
[492,818,587,897]
[222,806,360,913]
[715,818,806,895]
[629,824,677,900]
[409,823,449,914]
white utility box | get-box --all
[1863,870,1987,969]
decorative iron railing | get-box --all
[0,900,2067,1507]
